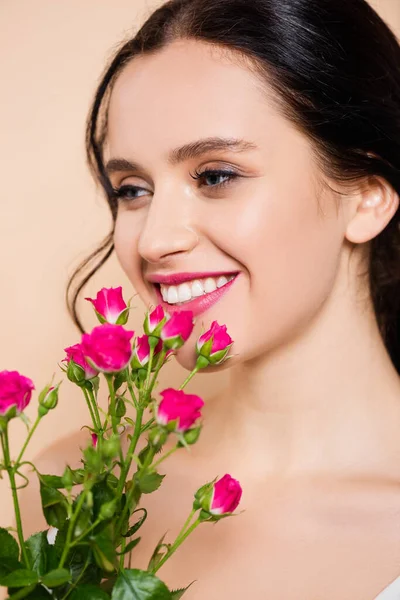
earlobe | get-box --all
[345,176,399,244]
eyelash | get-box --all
[112,169,240,202]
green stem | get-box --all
[115,406,144,495]
[69,518,101,548]
[15,414,42,468]
[148,349,167,392]
[58,490,87,568]
[119,538,126,569]
[178,366,200,390]
[1,429,31,568]
[82,387,98,431]
[151,445,179,470]
[152,511,201,574]
[127,380,138,409]
[105,375,118,437]
[144,345,155,392]
[86,386,102,431]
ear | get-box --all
[345,176,399,244]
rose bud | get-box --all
[0,370,35,426]
[85,286,130,325]
[196,321,233,367]
[91,433,98,448]
[130,335,163,371]
[81,323,134,373]
[194,474,242,520]
[156,388,204,433]
[63,343,99,383]
[143,305,168,338]
[38,382,61,416]
[160,311,195,350]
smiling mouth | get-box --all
[157,274,237,305]
[152,273,239,317]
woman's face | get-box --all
[108,39,345,370]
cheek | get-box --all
[195,181,343,363]
[114,213,143,286]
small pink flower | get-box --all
[91,433,98,448]
[81,324,134,373]
[63,343,99,380]
[144,305,167,337]
[210,474,242,515]
[161,311,194,350]
[0,370,35,416]
[196,321,233,365]
[131,335,163,370]
[85,286,129,325]
[156,388,204,433]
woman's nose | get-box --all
[137,193,200,264]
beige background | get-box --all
[0,0,399,564]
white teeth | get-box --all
[161,286,168,302]
[204,278,217,294]
[217,275,228,288]
[159,274,237,305]
[178,283,192,303]
[167,286,179,304]
[191,280,205,297]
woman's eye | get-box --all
[112,185,149,202]
[190,168,240,189]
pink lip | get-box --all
[147,271,239,285]
[153,274,240,318]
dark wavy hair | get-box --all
[66,0,400,373]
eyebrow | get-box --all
[105,136,258,175]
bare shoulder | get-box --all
[19,428,91,537]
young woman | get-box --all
[24,0,400,597]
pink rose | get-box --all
[85,286,129,325]
[0,370,35,417]
[195,474,242,517]
[160,311,194,350]
[63,343,99,380]
[156,388,204,432]
[81,323,134,373]
[143,305,167,337]
[210,474,242,515]
[196,321,233,365]
[130,335,163,370]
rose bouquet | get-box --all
[0,287,242,599]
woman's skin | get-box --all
[21,39,400,599]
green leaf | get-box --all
[39,482,68,528]
[116,537,141,555]
[25,532,48,576]
[137,471,165,494]
[92,479,116,521]
[0,557,24,578]
[38,474,65,489]
[170,581,196,599]
[146,533,169,572]
[7,584,39,599]
[41,568,71,588]
[111,569,172,599]
[113,369,127,392]
[70,584,110,599]
[0,528,19,561]
[0,569,38,587]
[91,527,116,573]
[67,545,101,586]
[23,586,53,599]
[123,508,147,538]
